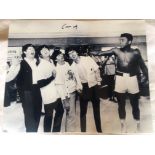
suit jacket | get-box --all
[16,60,33,91]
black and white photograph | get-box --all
[2,20,152,134]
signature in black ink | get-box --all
[61,24,78,29]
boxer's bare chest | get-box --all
[116,50,137,67]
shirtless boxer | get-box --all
[91,33,148,132]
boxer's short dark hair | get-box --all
[120,33,133,42]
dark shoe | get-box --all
[109,98,113,101]
[97,130,102,133]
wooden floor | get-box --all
[2,96,153,134]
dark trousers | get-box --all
[106,75,115,99]
[116,93,140,120]
[4,84,11,107]
[4,82,17,107]
[79,83,102,132]
[44,98,64,132]
[21,85,42,132]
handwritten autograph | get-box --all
[61,24,78,29]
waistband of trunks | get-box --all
[116,71,137,77]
